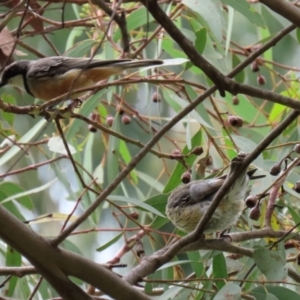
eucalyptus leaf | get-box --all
[214,283,241,300]
[253,246,287,281]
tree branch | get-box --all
[0,205,151,300]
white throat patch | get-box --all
[8,75,26,91]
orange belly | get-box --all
[27,67,124,101]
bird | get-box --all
[0,57,163,102]
[166,153,263,234]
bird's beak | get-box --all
[247,168,266,180]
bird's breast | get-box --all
[26,67,123,101]
[166,196,245,233]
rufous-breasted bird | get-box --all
[166,153,263,233]
[0,57,163,101]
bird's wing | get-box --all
[169,178,225,209]
[27,57,131,78]
[27,57,69,78]
[189,178,224,203]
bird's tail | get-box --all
[111,59,163,69]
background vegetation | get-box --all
[1,0,300,299]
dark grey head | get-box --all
[0,60,30,89]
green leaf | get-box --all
[250,286,300,300]
[225,94,268,127]
[150,215,169,229]
[163,130,202,194]
[144,282,153,294]
[66,90,107,139]
[162,39,187,60]
[167,93,213,129]
[214,283,241,300]
[6,246,21,296]
[266,293,280,300]
[158,260,202,270]
[297,28,300,44]
[108,195,165,218]
[230,135,264,167]
[135,171,165,193]
[1,179,56,206]
[107,116,121,192]
[253,246,287,281]
[0,182,33,209]
[114,7,154,42]
[187,253,206,283]
[287,205,300,227]
[119,140,138,184]
[0,187,25,221]
[268,102,287,123]
[65,39,98,57]
[213,253,227,290]
[223,0,265,28]
[144,194,170,213]
[157,286,184,300]
[232,54,245,83]
[18,277,31,299]
[225,6,234,55]
[186,114,192,150]
[96,232,123,252]
[83,133,94,185]
[1,94,15,126]
[185,85,213,127]
[183,0,223,44]
[0,119,47,166]
[194,28,207,54]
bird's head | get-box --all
[0,61,30,90]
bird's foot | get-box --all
[218,229,232,242]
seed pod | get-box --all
[89,112,98,121]
[152,91,162,103]
[129,212,139,220]
[228,115,244,127]
[293,181,300,193]
[106,116,114,127]
[232,96,239,105]
[192,146,203,156]
[251,60,260,72]
[121,114,131,125]
[284,241,294,250]
[249,205,261,221]
[294,144,300,154]
[181,171,191,184]
[88,112,100,132]
[257,74,266,85]
[116,104,125,115]
[206,156,213,166]
[270,163,281,176]
[88,125,97,133]
[245,195,258,208]
[172,149,181,155]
